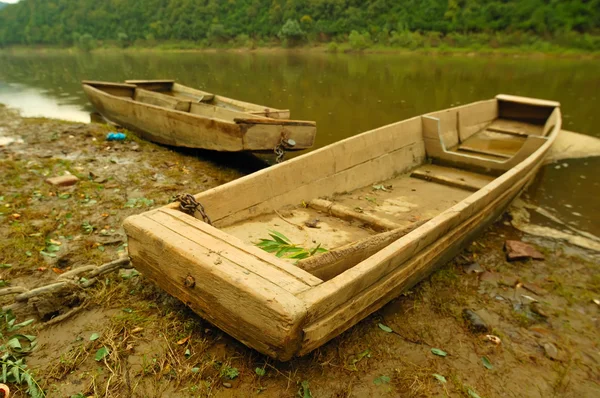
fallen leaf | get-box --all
[101,213,109,217]
[482,356,493,369]
[37,267,48,272]
[432,373,447,383]
[468,388,482,398]
[431,348,447,357]
[177,335,191,345]
[11,214,20,219]
[373,375,391,385]
[131,327,144,334]
[94,346,109,361]
[52,267,65,274]
[89,333,100,341]
[49,239,62,245]
[378,323,393,333]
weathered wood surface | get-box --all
[297,219,428,281]
[297,118,560,330]
[82,81,316,152]
[123,209,320,360]
[167,116,425,226]
[309,198,402,231]
[410,164,495,192]
[125,94,561,360]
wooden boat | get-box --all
[124,94,561,360]
[82,80,316,152]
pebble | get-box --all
[504,240,545,261]
[45,175,79,187]
[543,342,561,361]
[462,309,489,333]
[222,382,232,388]
[463,262,484,274]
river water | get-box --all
[0,51,598,235]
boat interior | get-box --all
[159,95,559,281]
[124,79,290,119]
[83,80,291,123]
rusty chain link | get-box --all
[175,193,212,225]
[0,257,132,311]
[273,131,297,164]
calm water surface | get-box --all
[0,51,598,235]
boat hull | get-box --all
[124,95,560,360]
[83,83,316,152]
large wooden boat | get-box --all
[124,95,561,360]
[82,80,316,152]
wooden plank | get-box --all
[235,118,316,127]
[542,108,560,137]
[309,198,401,231]
[125,80,175,92]
[134,88,191,112]
[248,110,291,119]
[424,109,459,149]
[124,214,307,360]
[243,123,316,151]
[155,208,322,287]
[298,117,559,326]
[410,164,494,192]
[496,94,560,108]
[457,99,498,142]
[456,146,511,159]
[486,119,544,136]
[457,129,526,158]
[299,162,537,354]
[297,219,428,281]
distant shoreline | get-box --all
[1,44,599,59]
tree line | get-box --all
[0,0,598,50]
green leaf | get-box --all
[40,251,57,258]
[94,346,110,361]
[11,318,34,330]
[0,264,12,268]
[46,244,60,253]
[2,362,7,383]
[431,348,447,357]
[191,367,200,373]
[6,337,22,349]
[482,356,493,370]
[185,348,191,358]
[432,373,447,383]
[468,388,482,398]
[11,365,20,384]
[90,333,100,341]
[378,323,393,333]
[223,367,239,379]
[122,308,133,313]
[25,251,32,257]
[289,252,309,259]
[268,230,291,244]
[373,375,391,385]
[299,380,312,398]
[255,367,266,377]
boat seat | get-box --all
[134,88,191,112]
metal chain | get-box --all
[0,258,132,310]
[273,131,297,164]
[175,193,212,225]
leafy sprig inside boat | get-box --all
[256,230,327,260]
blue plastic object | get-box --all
[106,132,126,141]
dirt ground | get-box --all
[1,104,599,398]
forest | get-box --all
[0,0,599,51]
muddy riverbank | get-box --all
[1,106,599,397]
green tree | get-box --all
[278,19,305,47]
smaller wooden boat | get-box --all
[82,80,316,152]
[124,94,561,360]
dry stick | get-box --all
[274,209,304,230]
